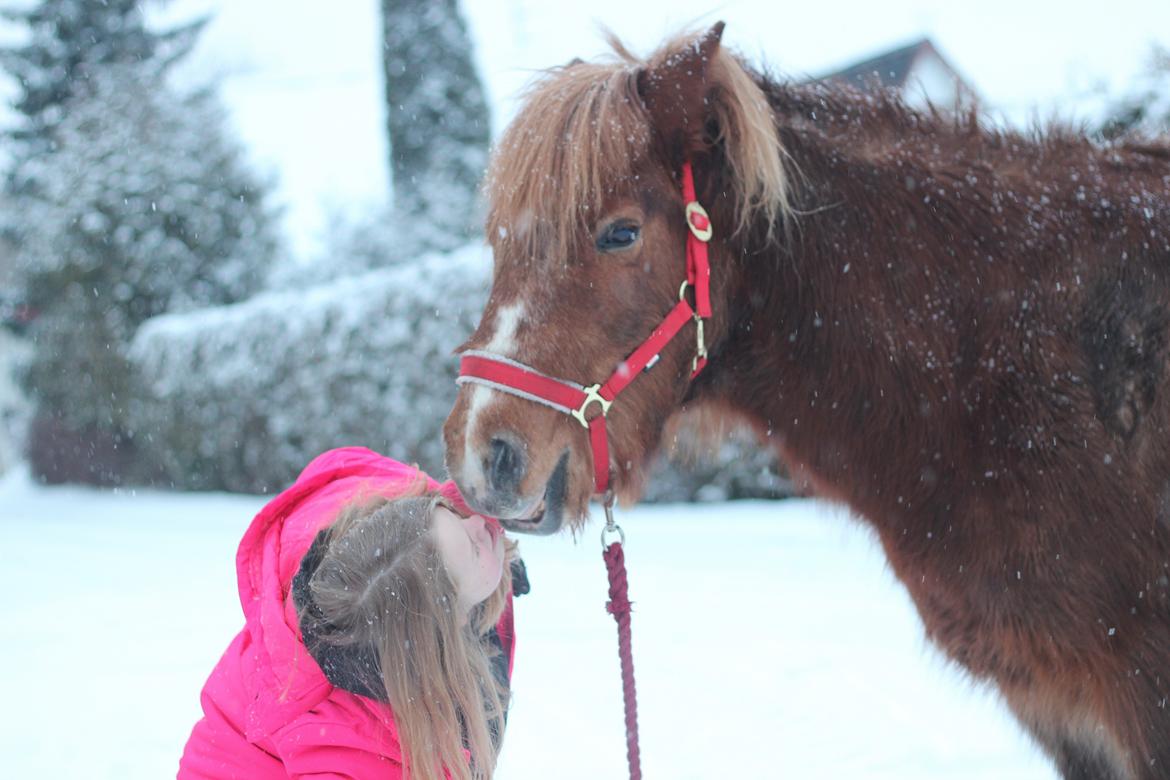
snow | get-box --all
[0,470,1056,779]
[11,65,276,319]
[128,0,1170,262]
[127,245,491,493]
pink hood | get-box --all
[179,447,511,779]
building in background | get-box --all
[820,38,979,113]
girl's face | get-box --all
[431,504,506,614]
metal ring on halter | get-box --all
[678,280,691,304]
[601,521,626,550]
[601,489,626,549]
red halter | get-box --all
[457,161,713,495]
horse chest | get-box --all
[872,510,1115,684]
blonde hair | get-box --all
[296,491,515,780]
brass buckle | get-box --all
[692,315,707,373]
[570,383,612,428]
[677,282,709,373]
[685,201,713,242]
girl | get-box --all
[178,447,527,780]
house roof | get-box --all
[821,38,940,90]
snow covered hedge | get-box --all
[644,426,792,502]
[128,247,490,493]
[0,331,32,475]
[129,243,790,500]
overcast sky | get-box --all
[7,0,1170,260]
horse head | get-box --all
[443,23,790,533]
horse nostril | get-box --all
[488,437,524,495]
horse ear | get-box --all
[637,22,726,162]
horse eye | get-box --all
[596,222,641,252]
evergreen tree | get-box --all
[0,0,204,149]
[12,64,280,484]
[1100,46,1170,140]
[380,0,490,251]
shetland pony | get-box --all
[443,23,1170,778]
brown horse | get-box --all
[443,23,1170,778]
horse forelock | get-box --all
[484,29,793,266]
[485,59,649,266]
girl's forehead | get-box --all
[431,504,469,544]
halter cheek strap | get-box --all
[457,161,714,495]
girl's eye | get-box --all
[596,222,640,252]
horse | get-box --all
[442,22,1170,779]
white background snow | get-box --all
[0,468,1056,778]
[146,0,1170,261]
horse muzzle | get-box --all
[449,417,570,534]
[495,452,569,535]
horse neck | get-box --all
[706,126,961,521]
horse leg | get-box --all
[1002,681,1131,780]
[1101,674,1170,780]
[1051,738,1130,780]
[1003,654,1170,780]
[1015,717,1128,779]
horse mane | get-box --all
[765,75,1170,188]
[485,30,791,262]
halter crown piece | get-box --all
[457,161,713,495]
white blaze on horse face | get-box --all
[461,301,528,489]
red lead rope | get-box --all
[602,504,641,780]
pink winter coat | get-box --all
[178,447,516,779]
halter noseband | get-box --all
[457,161,713,495]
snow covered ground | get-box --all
[0,468,1057,779]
